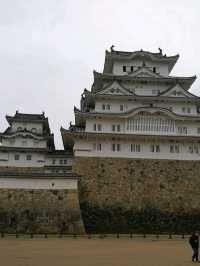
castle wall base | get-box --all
[0,188,85,234]
[74,157,200,233]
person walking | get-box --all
[189,232,199,262]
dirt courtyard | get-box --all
[0,237,195,266]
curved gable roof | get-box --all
[95,80,133,96]
[159,83,199,98]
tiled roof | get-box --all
[92,71,196,92]
[13,111,45,120]
[6,111,47,124]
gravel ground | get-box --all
[0,238,195,266]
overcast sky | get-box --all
[0,0,199,148]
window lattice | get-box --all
[127,116,175,132]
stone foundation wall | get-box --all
[0,189,85,234]
[73,157,200,233]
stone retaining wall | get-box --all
[0,188,85,234]
[73,157,200,233]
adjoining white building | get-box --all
[0,110,78,191]
[61,48,200,161]
[0,111,73,170]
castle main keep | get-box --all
[1,48,200,233]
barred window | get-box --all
[97,144,102,151]
[26,155,32,160]
[14,154,20,160]
[97,124,102,131]
[112,143,120,152]
[150,145,160,153]
[106,104,110,110]
[170,144,179,153]
[131,144,141,152]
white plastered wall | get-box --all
[74,139,200,161]
[0,178,77,190]
[11,122,43,134]
[112,59,169,76]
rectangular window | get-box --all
[189,145,193,153]
[178,127,187,135]
[187,107,191,113]
[153,67,156,73]
[60,160,63,164]
[14,154,20,160]
[178,127,182,134]
[112,125,115,132]
[97,124,102,131]
[106,104,110,110]
[117,144,120,151]
[197,128,200,134]
[170,144,179,153]
[189,144,199,154]
[120,105,124,111]
[102,104,105,110]
[93,124,97,131]
[123,66,126,72]
[131,144,140,152]
[117,125,121,132]
[97,143,102,151]
[112,143,115,151]
[131,66,134,72]
[26,155,32,160]
[112,144,120,152]
[52,159,56,164]
[150,144,155,153]
[150,145,160,153]
[182,107,185,113]
[156,145,160,152]
[175,145,179,153]
[63,159,67,164]
[170,145,174,153]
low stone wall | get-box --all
[0,189,85,234]
[73,157,200,233]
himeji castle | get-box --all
[61,47,200,161]
[1,47,200,234]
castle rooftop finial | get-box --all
[158,47,163,55]
[110,45,115,52]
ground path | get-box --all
[0,238,195,266]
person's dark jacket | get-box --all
[189,234,199,249]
